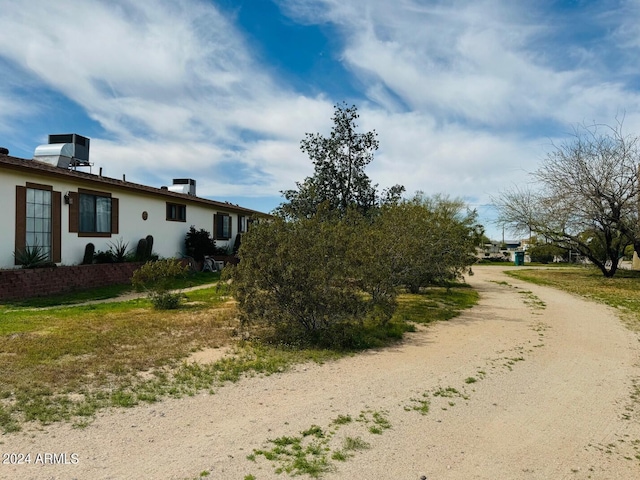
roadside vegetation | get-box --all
[225,103,480,350]
[0,274,477,433]
[245,410,390,478]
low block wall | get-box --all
[213,254,239,266]
[0,263,143,301]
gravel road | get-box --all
[3,266,640,480]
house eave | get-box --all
[0,154,269,217]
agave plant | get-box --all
[107,237,130,263]
[14,244,51,269]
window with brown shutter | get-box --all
[69,189,119,237]
[214,213,232,240]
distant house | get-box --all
[0,135,267,270]
[477,240,523,261]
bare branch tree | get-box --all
[495,120,640,277]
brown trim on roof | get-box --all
[79,187,112,198]
[26,182,53,191]
[1,155,269,217]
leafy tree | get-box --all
[276,103,403,219]
[185,226,216,261]
[376,193,478,293]
[227,104,479,346]
[496,121,640,277]
[527,237,566,263]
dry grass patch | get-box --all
[0,285,238,431]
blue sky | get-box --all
[2,0,640,240]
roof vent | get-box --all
[0,147,8,155]
[168,178,196,196]
[33,133,91,169]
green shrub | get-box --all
[149,291,183,310]
[225,212,400,347]
[94,238,132,264]
[226,196,477,348]
[185,226,216,261]
[375,194,478,293]
[131,259,188,309]
[93,250,115,264]
[528,240,566,264]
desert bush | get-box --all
[226,197,477,346]
[375,194,478,293]
[225,212,390,341]
[131,259,188,309]
[185,226,216,261]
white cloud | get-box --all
[1,0,640,239]
[281,0,640,128]
[0,0,335,186]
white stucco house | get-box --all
[0,135,267,270]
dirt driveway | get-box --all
[3,266,640,479]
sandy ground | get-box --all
[2,265,640,480]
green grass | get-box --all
[0,283,134,309]
[433,386,469,400]
[394,285,479,324]
[405,392,430,415]
[253,426,332,478]
[0,282,239,431]
[517,290,547,310]
[251,411,378,478]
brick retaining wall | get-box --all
[0,263,143,301]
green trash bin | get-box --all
[514,251,525,266]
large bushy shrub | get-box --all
[185,226,216,261]
[377,194,478,293]
[528,243,565,263]
[225,212,394,340]
[225,195,477,346]
[226,105,477,347]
